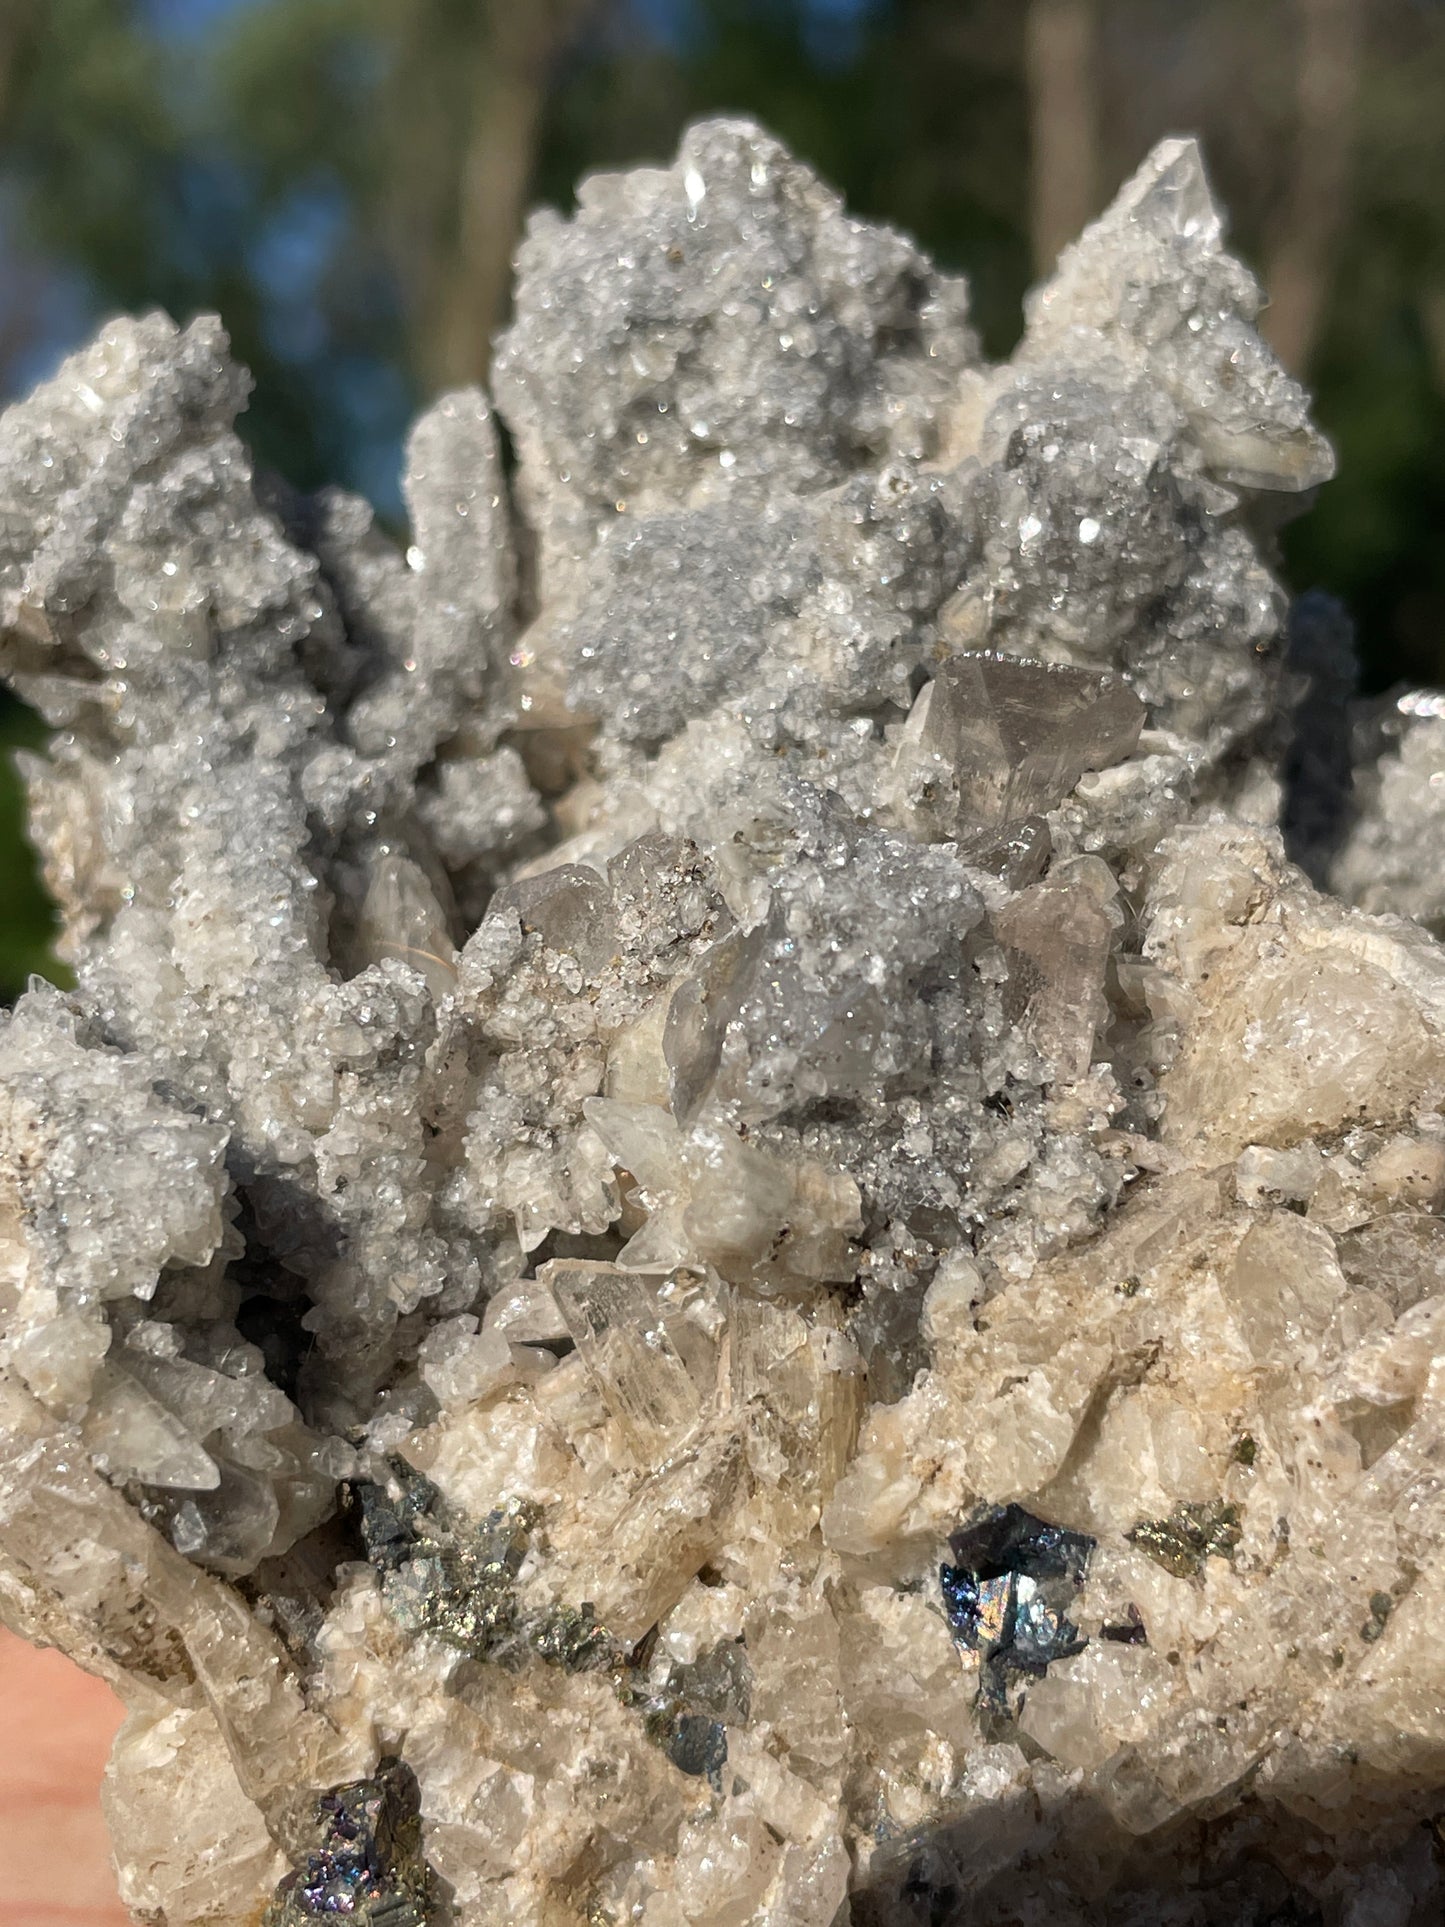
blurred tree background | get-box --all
[2,0,1443,996]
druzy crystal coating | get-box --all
[5,117,1445,1924]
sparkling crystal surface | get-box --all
[6,118,1445,1925]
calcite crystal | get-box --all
[3,118,1445,1922]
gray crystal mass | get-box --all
[2,119,1445,1924]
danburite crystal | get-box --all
[5,117,1445,1922]
[885,652,1145,844]
[547,1260,704,1458]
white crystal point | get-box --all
[1024,135,1243,343]
[1109,135,1223,249]
[1023,135,1335,494]
[79,1363,221,1489]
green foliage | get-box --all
[1282,14,1445,689]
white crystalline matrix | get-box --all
[1,119,1443,1924]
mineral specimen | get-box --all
[4,116,1445,1924]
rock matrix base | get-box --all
[3,119,1445,1924]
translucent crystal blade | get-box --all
[544,1260,703,1459]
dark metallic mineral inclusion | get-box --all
[352,1457,739,1793]
[939,1503,1094,1710]
[264,1757,437,1927]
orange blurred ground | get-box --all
[0,1626,130,1927]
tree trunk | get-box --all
[1264,0,1367,374]
[1025,0,1102,275]
[0,0,37,128]
[0,4,44,389]
[419,0,596,393]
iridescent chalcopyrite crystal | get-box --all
[265,1757,436,1927]
[938,1504,1093,1717]
[5,118,1445,1924]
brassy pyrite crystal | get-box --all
[4,120,1445,1925]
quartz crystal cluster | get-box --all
[3,119,1445,1924]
